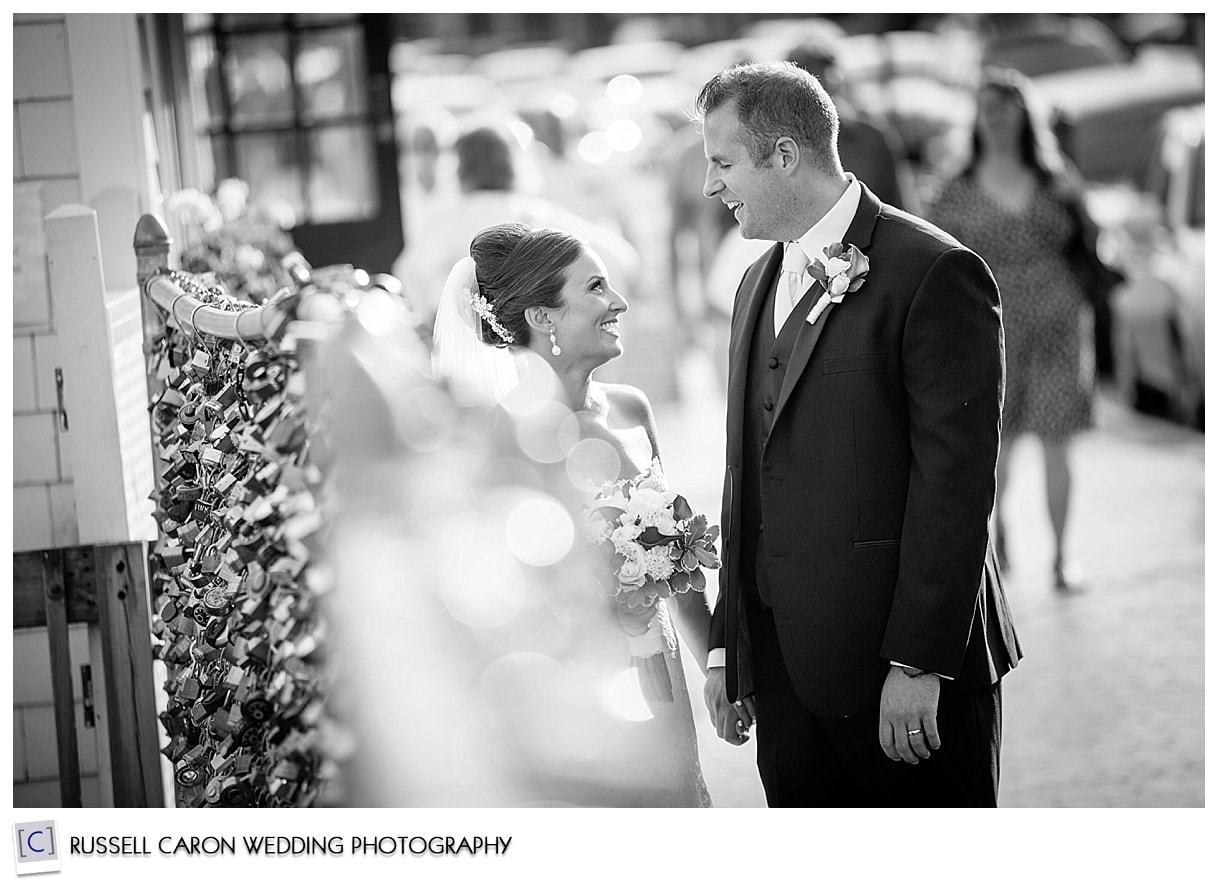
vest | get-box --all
[740,276,823,607]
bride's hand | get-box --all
[615,601,657,637]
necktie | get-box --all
[775,242,810,334]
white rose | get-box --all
[650,509,678,536]
[626,487,668,521]
[829,272,850,296]
[611,523,643,555]
[823,256,851,277]
[617,551,648,587]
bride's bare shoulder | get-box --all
[593,382,655,430]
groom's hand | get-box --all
[879,666,942,764]
[703,668,756,746]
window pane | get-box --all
[1189,142,1204,228]
[308,126,378,222]
[226,33,294,128]
[297,27,368,123]
[234,132,306,225]
[187,35,224,130]
[219,13,286,30]
[183,13,213,33]
[295,14,359,26]
[208,135,230,183]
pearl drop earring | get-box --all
[549,327,562,356]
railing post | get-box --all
[132,214,176,808]
[134,214,172,489]
[133,213,172,287]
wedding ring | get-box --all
[907,729,922,736]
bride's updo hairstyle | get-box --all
[469,223,584,348]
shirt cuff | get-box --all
[707,648,726,669]
[890,660,953,681]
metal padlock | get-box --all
[175,764,205,788]
[215,382,239,408]
[203,775,225,805]
[158,598,179,623]
[159,709,189,737]
[181,743,209,766]
[208,709,231,738]
[198,547,223,575]
[242,696,273,724]
[178,678,202,703]
[202,587,233,616]
[220,779,254,806]
[159,387,186,410]
[201,617,227,644]
[176,522,201,547]
[161,734,188,762]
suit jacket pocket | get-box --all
[823,354,887,374]
[853,538,900,549]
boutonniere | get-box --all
[805,242,869,326]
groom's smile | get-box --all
[701,99,790,241]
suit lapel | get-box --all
[771,184,884,427]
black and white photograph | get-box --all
[6,9,1210,877]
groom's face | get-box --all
[702,100,790,241]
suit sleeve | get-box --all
[879,246,1005,677]
[708,265,754,661]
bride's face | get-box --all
[552,248,629,366]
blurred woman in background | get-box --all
[928,67,1097,591]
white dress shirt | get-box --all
[774,176,862,335]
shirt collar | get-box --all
[794,175,861,269]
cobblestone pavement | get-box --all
[655,349,1205,809]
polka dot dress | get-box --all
[930,176,1095,441]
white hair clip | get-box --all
[466,288,514,344]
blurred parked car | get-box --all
[1035,47,1204,183]
[1103,104,1204,427]
[982,13,1132,77]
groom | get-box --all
[697,62,1021,807]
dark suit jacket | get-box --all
[710,184,1022,717]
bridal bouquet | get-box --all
[583,459,721,703]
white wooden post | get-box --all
[44,204,157,544]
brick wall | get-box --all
[13,14,81,552]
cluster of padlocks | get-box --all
[146,273,329,807]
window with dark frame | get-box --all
[183,13,381,228]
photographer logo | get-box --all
[12,820,60,875]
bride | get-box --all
[433,222,714,807]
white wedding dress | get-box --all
[588,422,712,808]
